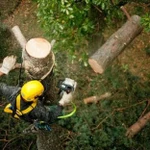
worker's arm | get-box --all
[0,55,17,75]
[0,82,20,101]
[0,55,18,99]
[30,78,77,123]
[58,78,77,106]
[30,102,63,124]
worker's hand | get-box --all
[58,78,77,106]
[0,55,17,74]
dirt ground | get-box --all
[2,0,150,81]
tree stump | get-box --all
[23,38,55,80]
[88,15,143,74]
[11,26,65,150]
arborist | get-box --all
[0,55,77,132]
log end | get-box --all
[26,38,51,59]
[88,58,104,74]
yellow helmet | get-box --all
[21,80,44,102]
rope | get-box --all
[57,102,77,119]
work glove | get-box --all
[0,55,17,74]
[58,78,77,106]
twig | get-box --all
[92,4,102,13]
[120,6,131,20]
[27,141,34,150]
[139,99,150,119]
[2,135,23,150]
[92,99,148,131]
[92,111,115,131]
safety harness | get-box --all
[4,63,77,131]
[4,94,37,119]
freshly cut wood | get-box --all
[126,112,150,138]
[84,92,111,104]
[88,15,143,74]
[11,26,55,80]
[25,38,51,59]
[24,38,55,80]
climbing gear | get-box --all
[58,101,77,119]
[34,120,51,131]
[23,121,51,134]
[21,80,44,102]
[4,94,37,119]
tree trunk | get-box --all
[11,26,66,150]
[88,15,143,74]
[36,125,67,150]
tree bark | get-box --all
[83,92,111,104]
[126,112,150,138]
[11,26,65,150]
[88,15,143,74]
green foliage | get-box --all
[144,45,150,56]
[141,13,150,32]
[36,0,124,64]
[0,23,10,58]
[58,65,150,149]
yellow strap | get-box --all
[16,94,37,116]
[21,102,36,114]
[4,104,20,119]
[4,95,37,119]
[4,103,13,113]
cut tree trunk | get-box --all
[11,26,66,150]
[88,15,143,74]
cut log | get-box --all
[126,111,150,138]
[88,15,143,74]
[83,92,111,104]
[23,38,55,80]
[11,26,55,80]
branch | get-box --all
[83,92,111,104]
[11,26,27,49]
[120,6,131,20]
[125,111,150,138]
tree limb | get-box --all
[120,6,131,20]
[125,111,150,138]
[83,92,111,104]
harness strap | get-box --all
[4,95,37,119]
[16,95,37,115]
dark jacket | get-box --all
[0,82,63,124]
